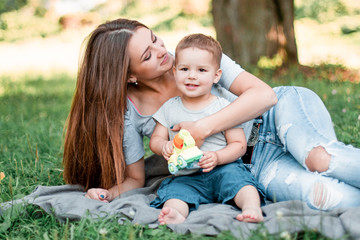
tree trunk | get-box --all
[211,0,298,66]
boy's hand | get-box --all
[162,141,174,161]
[199,151,219,172]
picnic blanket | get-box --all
[2,180,360,239]
[1,155,360,239]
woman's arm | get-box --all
[208,71,277,134]
[85,158,145,202]
[172,71,277,145]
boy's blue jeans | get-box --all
[150,160,266,210]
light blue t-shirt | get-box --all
[123,52,252,165]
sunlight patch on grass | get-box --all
[257,54,284,69]
[295,16,360,69]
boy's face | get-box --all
[174,47,222,99]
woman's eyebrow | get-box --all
[140,30,153,60]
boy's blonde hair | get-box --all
[175,33,222,68]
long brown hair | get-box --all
[63,19,147,190]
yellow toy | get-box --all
[168,129,203,174]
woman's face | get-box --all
[128,27,174,81]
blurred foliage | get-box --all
[58,12,101,29]
[0,0,28,14]
[0,0,213,42]
[1,0,360,42]
[0,11,60,42]
[295,0,349,22]
[0,0,60,42]
[113,0,212,33]
[341,24,360,34]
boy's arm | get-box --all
[149,122,170,155]
[199,127,246,172]
[215,127,247,165]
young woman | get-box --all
[63,18,360,210]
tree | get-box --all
[211,0,298,67]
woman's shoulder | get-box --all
[126,98,152,118]
[126,98,156,136]
[219,53,245,90]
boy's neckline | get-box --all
[180,94,218,111]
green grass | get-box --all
[0,66,358,239]
[0,73,74,200]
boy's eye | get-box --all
[180,67,188,71]
[153,35,157,43]
[199,68,206,72]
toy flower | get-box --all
[0,172,5,182]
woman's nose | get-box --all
[155,44,166,57]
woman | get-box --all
[63,18,360,209]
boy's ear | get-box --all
[213,68,222,84]
[128,75,137,84]
[172,66,176,75]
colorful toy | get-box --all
[168,129,203,174]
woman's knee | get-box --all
[305,146,331,172]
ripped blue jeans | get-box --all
[251,86,360,210]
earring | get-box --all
[134,81,138,86]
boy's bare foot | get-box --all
[158,206,186,225]
[236,207,264,223]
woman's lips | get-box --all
[161,53,168,65]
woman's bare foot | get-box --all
[158,206,186,225]
[236,207,264,223]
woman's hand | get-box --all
[199,151,219,172]
[171,120,211,147]
[84,159,145,203]
[85,188,112,203]
[162,141,174,161]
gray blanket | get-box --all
[1,180,360,239]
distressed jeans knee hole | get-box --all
[309,182,342,210]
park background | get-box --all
[1,0,360,73]
[0,0,359,239]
